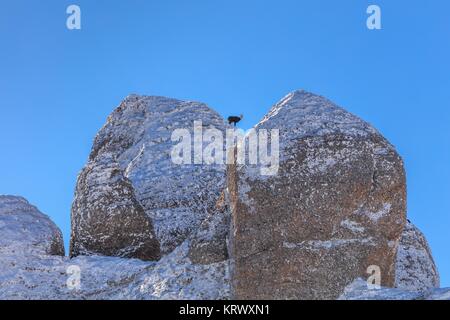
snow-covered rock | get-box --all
[0,196,230,300]
[0,195,64,256]
[228,90,407,299]
[70,152,161,261]
[395,221,440,291]
[339,278,449,300]
[1,92,446,301]
[0,241,230,300]
[70,95,228,259]
[188,191,231,265]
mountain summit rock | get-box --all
[0,91,443,300]
[228,90,407,299]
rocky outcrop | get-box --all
[0,195,64,256]
[1,91,446,301]
[395,221,440,291]
[0,196,229,300]
[228,90,407,299]
[0,241,230,300]
[340,221,441,300]
[70,95,227,260]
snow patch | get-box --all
[367,203,391,222]
[340,219,365,233]
[283,238,375,250]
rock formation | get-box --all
[70,95,227,260]
[0,196,229,300]
[0,194,445,300]
[0,91,447,300]
[188,191,231,264]
[228,90,407,299]
[70,152,161,260]
[395,221,440,291]
[0,195,64,256]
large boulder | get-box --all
[395,221,440,291]
[70,152,161,260]
[0,195,64,256]
[228,90,407,299]
[70,95,227,260]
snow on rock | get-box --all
[70,152,161,261]
[0,195,64,256]
[339,278,426,300]
[133,241,230,300]
[188,191,231,265]
[0,196,230,300]
[70,95,228,259]
[339,278,449,300]
[395,221,440,291]
[426,288,450,300]
[1,91,446,300]
[228,90,407,299]
[0,241,230,300]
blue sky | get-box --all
[0,1,449,286]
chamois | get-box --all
[227,114,243,126]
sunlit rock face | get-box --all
[228,90,407,300]
[70,95,228,260]
[395,221,440,291]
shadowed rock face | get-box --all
[395,221,440,291]
[0,195,65,256]
[188,191,231,264]
[70,152,161,260]
[70,95,227,260]
[228,90,407,300]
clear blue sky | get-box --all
[1,1,449,286]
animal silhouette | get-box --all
[227,114,243,126]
